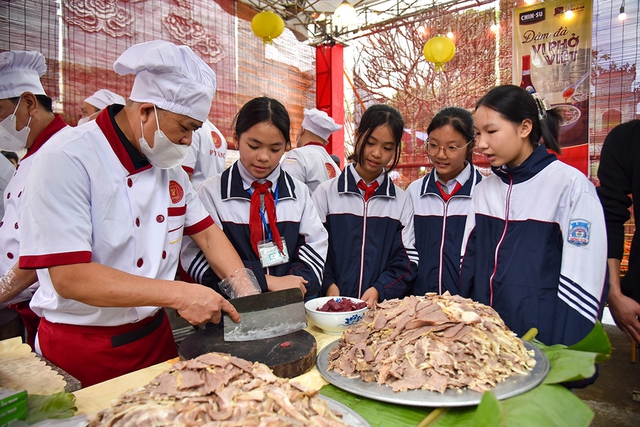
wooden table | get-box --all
[73,325,338,415]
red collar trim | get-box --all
[305,141,326,148]
[22,115,67,161]
[95,108,150,175]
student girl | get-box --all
[407,106,482,296]
[180,97,328,297]
[312,104,419,307]
[460,85,607,346]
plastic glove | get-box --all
[218,268,261,299]
[0,269,16,299]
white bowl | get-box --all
[552,104,582,132]
[305,296,368,335]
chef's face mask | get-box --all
[139,105,189,169]
[77,110,99,126]
[0,97,32,151]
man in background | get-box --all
[281,108,342,193]
[597,119,640,345]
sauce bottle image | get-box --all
[519,55,537,94]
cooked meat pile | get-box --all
[328,293,536,393]
[88,352,350,427]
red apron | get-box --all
[8,301,40,350]
[37,309,178,387]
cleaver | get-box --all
[223,288,307,342]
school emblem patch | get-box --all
[169,180,184,204]
[568,219,590,246]
[325,162,336,178]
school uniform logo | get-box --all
[568,219,590,246]
[169,180,184,204]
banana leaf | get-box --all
[25,392,77,424]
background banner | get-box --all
[513,0,592,175]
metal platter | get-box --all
[317,340,549,407]
[320,395,372,427]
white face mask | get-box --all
[138,105,189,169]
[0,97,32,151]
[77,110,99,126]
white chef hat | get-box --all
[84,89,125,110]
[0,50,47,99]
[302,108,342,142]
[113,40,216,122]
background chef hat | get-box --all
[113,40,216,122]
[302,108,342,142]
[0,50,47,99]
[84,89,125,110]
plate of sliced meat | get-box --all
[316,293,550,407]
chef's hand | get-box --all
[608,290,640,344]
[326,283,340,297]
[361,287,379,309]
[218,268,261,299]
[266,274,307,296]
[175,283,240,325]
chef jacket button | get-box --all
[162,251,167,259]
[127,178,133,187]
[13,222,18,229]
[137,258,143,268]
[156,215,165,223]
[135,218,140,227]
[0,221,3,227]
[7,253,13,259]
[17,191,22,198]
[6,193,9,199]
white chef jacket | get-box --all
[281,142,339,193]
[0,115,68,308]
[19,108,213,326]
[0,155,14,220]
[181,120,227,190]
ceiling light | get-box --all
[333,1,358,29]
[490,23,500,33]
[618,1,627,21]
[446,31,454,39]
[565,4,574,19]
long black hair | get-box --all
[475,85,562,154]
[233,97,290,147]
[349,104,404,172]
[427,106,475,163]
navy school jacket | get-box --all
[459,146,607,346]
[311,164,419,300]
[180,162,328,296]
[407,164,483,296]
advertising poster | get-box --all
[513,0,592,175]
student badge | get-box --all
[568,219,590,246]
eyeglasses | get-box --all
[426,139,474,156]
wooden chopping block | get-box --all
[178,324,316,378]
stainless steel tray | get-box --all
[320,395,372,427]
[317,340,549,407]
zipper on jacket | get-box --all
[437,196,449,295]
[358,196,369,298]
[489,172,513,306]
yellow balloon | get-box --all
[251,10,285,44]
[423,35,456,71]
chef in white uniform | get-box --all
[18,41,253,387]
[0,50,69,349]
[78,88,125,125]
[281,108,342,193]
[181,118,228,189]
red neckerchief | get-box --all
[436,181,462,202]
[357,180,379,201]
[250,181,284,256]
